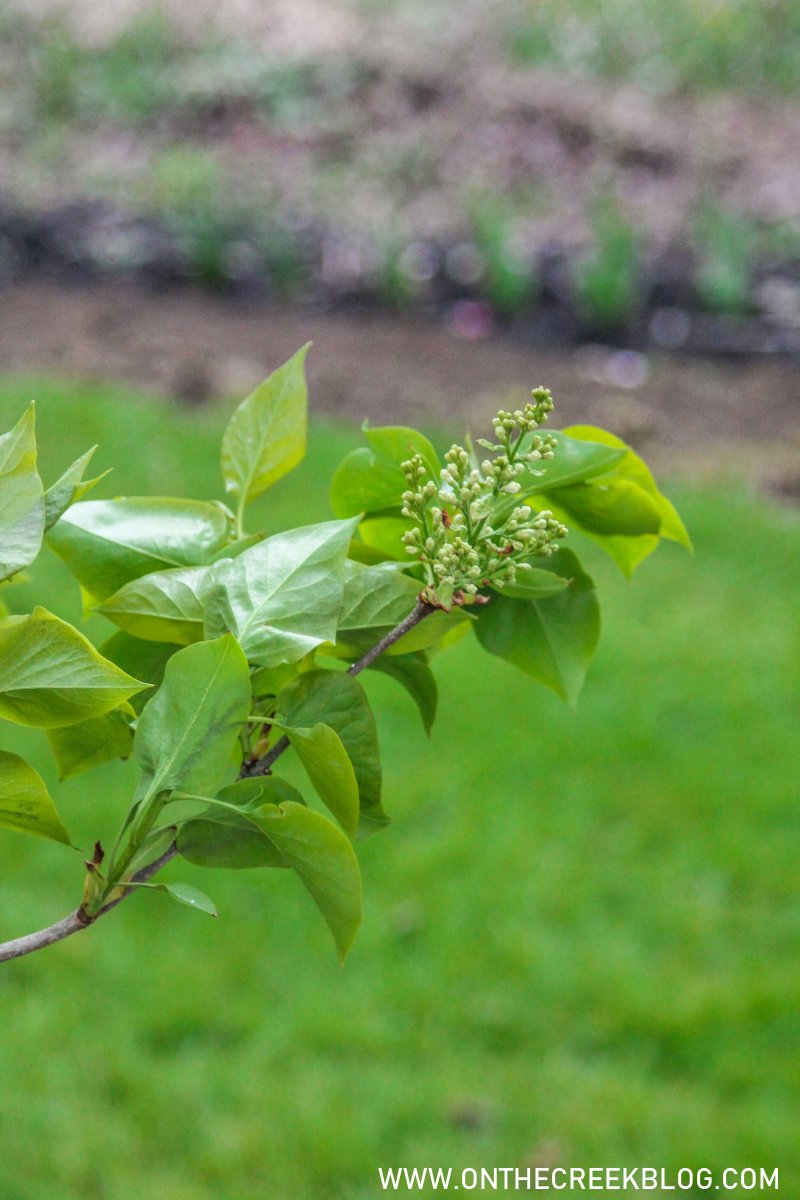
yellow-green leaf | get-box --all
[221,345,309,506]
[0,607,147,728]
[277,721,359,839]
[0,750,72,845]
[0,404,45,583]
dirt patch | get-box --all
[1,281,797,480]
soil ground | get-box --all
[1,280,798,491]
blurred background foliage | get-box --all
[0,0,799,1196]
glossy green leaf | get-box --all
[0,404,45,584]
[336,562,421,651]
[277,722,359,839]
[221,344,309,506]
[523,430,626,492]
[369,652,437,736]
[252,800,362,960]
[147,882,218,917]
[0,607,147,727]
[47,705,134,779]
[43,446,108,531]
[492,430,626,525]
[134,635,251,797]
[278,669,386,834]
[562,424,691,575]
[0,750,71,845]
[327,561,468,659]
[548,477,661,536]
[330,425,439,518]
[48,497,230,602]
[97,565,209,645]
[203,519,358,668]
[475,549,600,706]
[178,778,303,869]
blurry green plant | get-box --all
[0,349,688,967]
[149,148,309,293]
[507,0,800,95]
[573,196,641,329]
[149,147,235,288]
[29,13,179,125]
[695,204,756,315]
[376,241,418,309]
[469,195,538,315]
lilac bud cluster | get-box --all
[400,389,567,606]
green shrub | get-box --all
[573,196,641,329]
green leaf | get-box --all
[535,425,691,577]
[475,548,600,706]
[124,823,179,877]
[43,446,109,531]
[363,425,440,477]
[277,722,359,839]
[47,706,134,779]
[251,661,302,700]
[221,344,309,507]
[0,404,45,583]
[346,537,395,565]
[203,519,358,668]
[494,567,570,600]
[278,669,386,834]
[148,882,218,917]
[520,430,626,493]
[99,632,177,714]
[547,477,661,537]
[253,801,362,961]
[134,635,251,797]
[178,778,302,869]
[0,750,72,845]
[96,565,209,645]
[0,607,147,727]
[368,652,437,736]
[209,531,265,562]
[563,424,692,568]
[48,497,231,602]
[330,448,403,519]
[336,562,421,651]
[327,561,468,660]
[388,608,472,656]
[330,425,440,518]
[358,516,413,561]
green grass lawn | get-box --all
[0,376,798,1200]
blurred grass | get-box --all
[0,376,798,1199]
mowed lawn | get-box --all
[0,376,798,1200]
